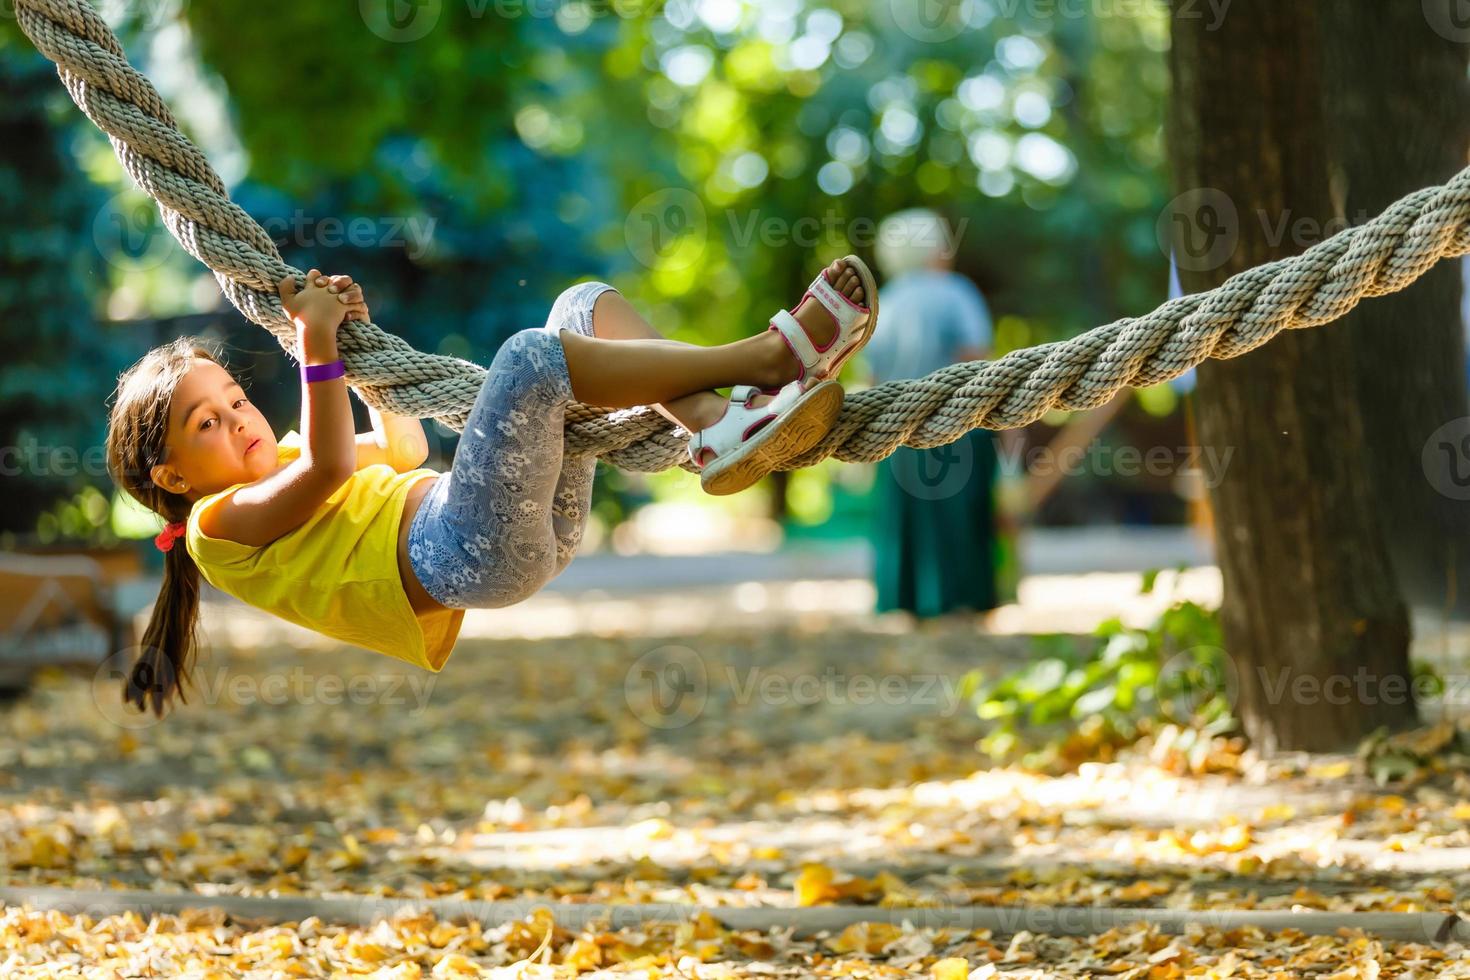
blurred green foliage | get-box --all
[961,573,1234,770]
[0,0,1175,537]
[0,48,118,539]
[569,0,1173,348]
[33,485,117,548]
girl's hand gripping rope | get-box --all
[278,268,369,332]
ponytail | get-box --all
[128,536,201,717]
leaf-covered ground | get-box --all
[3,605,1469,976]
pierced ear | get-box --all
[150,463,187,495]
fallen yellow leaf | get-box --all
[827,921,903,955]
[794,863,838,906]
[932,956,970,980]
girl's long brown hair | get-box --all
[106,337,223,718]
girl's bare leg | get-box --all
[558,330,787,418]
[568,260,866,432]
[581,290,726,432]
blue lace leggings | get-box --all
[406,281,614,608]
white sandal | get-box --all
[765,254,879,391]
[687,378,844,495]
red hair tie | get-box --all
[154,521,187,552]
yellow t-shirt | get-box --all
[185,432,464,671]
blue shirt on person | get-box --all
[862,269,993,385]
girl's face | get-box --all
[150,359,278,499]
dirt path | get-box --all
[3,609,1469,976]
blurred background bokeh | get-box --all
[0,0,1192,568]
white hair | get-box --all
[875,208,954,278]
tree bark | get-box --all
[1165,1,1415,753]
[1321,0,1470,618]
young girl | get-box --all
[106,259,877,717]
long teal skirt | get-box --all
[871,428,1000,617]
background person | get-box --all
[861,208,1002,621]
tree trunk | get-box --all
[1165,1,1415,753]
[1321,0,1470,618]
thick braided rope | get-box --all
[18,0,1470,473]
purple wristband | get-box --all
[302,360,345,384]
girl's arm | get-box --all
[199,269,369,547]
[355,403,429,472]
[292,272,360,480]
[317,285,428,473]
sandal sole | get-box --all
[700,380,845,496]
